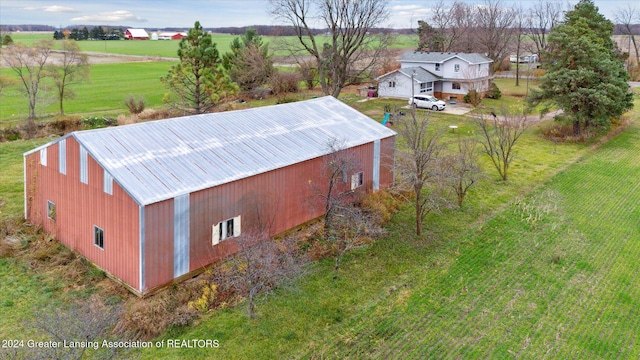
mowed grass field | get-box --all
[129,99,639,359]
[0,62,176,126]
[6,32,417,58]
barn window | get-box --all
[212,216,242,245]
[80,147,88,184]
[452,82,461,90]
[104,171,113,195]
[94,225,104,250]
[351,171,364,190]
[47,201,56,221]
[59,139,66,175]
[388,81,396,88]
[40,148,47,166]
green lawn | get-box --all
[6,33,417,58]
[134,100,619,359]
[0,139,49,220]
[2,74,637,358]
[0,62,176,126]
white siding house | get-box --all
[377,52,493,101]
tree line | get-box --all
[53,27,122,41]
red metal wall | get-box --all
[26,134,395,295]
[25,137,140,292]
[143,137,396,292]
[380,136,396,189]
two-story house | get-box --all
[376,52,493,101]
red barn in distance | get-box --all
[157,32,187,40]
[24,97,397,296]
[124,28,149,40]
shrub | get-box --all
[270,71,300,95]
[359,190,403,226]
[463,89,482,107]
[1,127,21,142]
[297,60,317,90]
[486,82,502,99]
[124,95,145,114]
[81,116,117,128]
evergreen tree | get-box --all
[161,21,237,114]
[529,0,633,136]
[222,29,273,92]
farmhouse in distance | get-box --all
[23,97,396,296]
[376,51,494,101]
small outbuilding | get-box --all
[24,96,396,296]
[124,28,149,40]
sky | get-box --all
[1,0,638,30]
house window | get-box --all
[452,82,461,90]
[94,226,104,250]
[420,82,433,93]
[351,171,364,190]
[435,63,440,71]
[47,201,56,221]
[454,64,460,72]
[388,81,396,88]
[212,216,242,245]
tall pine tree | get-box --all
[529,0,633,136]
[161,21,236,114]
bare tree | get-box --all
[393,108,451,236]
[3,40,53,121]
[50,39,90,115]
[331,205,384,278]
[514,5,525,86]
[308,138,360,239]
[474,0,517,71]
[269,0,390,97]
[419,1,473,52]
[476,111,528,181]
[525,0,563,61]
[29,296,123,360]
[218,231,307,318]
[615,5,640,66]
[444,137,483,208]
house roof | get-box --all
[27,96,396,206]
[126,28,148,38]
[376,66,441,83]
[399,51,493,64]
[399,67,441,83]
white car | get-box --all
[408,95,446,111]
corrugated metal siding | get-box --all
[25,137,140,292]
[69,96,396,205]
[380,136,396,188]
[143,198,174,291]
[173,194,190,278]
[184,142,377,279]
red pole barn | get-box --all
[24,97,396,296]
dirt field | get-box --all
[0,50,176,68]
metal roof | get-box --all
[28,96,396,206]
[399,51,493,64]
[398,67,441,83]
